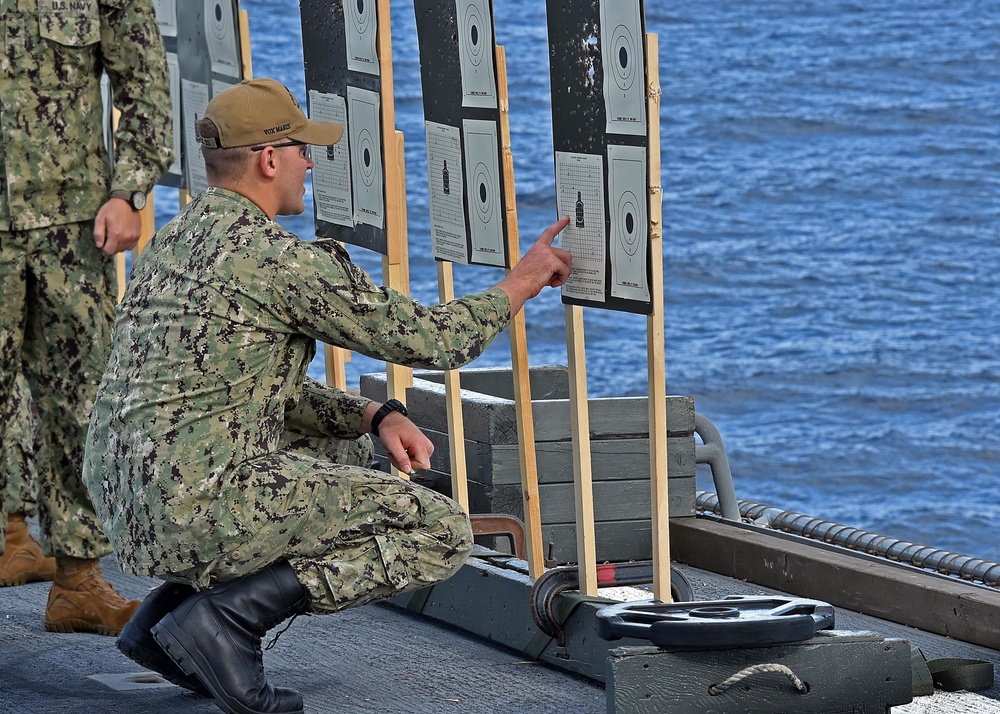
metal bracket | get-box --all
[470,513,527,560]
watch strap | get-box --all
[370,399,408,437]
[109,189,144,211]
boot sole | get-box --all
[117,623,212,697]
[0,573,55,587]
[152,614,304,714]
[45,618,123,637]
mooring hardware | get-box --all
[596,595,836,649]
[530,561,694,646]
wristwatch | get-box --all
[370,399,408,437]
[110,189,147,211]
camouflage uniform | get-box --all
[0,0,173,556]
[4,374,39,517]
[84,187,511,612]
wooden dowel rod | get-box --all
[565,304,597,595]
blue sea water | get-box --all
[164,0,1000,563]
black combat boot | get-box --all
[151,561,310,714]
[117,582,210,696]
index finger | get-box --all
[93,214,107,249]
[536,215,571,246]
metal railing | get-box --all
[693,413,1000,588]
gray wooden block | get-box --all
[414,364,573,401]
[487,437,696,486]
[363,366,698,564]
[361,373,521,444]
[359,370,697,444]
[377,430,694,483]
[607,632,913,714]
[537,505,695,564]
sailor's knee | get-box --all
[435,509,474,574]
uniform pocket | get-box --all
[38,11,100,46]
[35,11,100,89]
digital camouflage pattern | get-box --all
[83,187,507,608]
[1,222,120,558]
[0,0,173,555]
[0,0,173,230]
[185,433,474,612]
[5,374,39,517]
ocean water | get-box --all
[163,0,1000,563]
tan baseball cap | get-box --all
[198,78,343,149]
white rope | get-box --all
[709,663,809,696]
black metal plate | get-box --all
[596,595,836,649]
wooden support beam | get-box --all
[324,344,349,391]
[497,45,545,577]
[437,260,470,511]
[644,33,671,602]
[238,9,252,78]
[383,125,413,475]
[565,304,597,595]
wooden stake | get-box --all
[323,344,350,391]
[437,260,470,511]
[382,129,413,477]
[645,33,671,602]
[116,253,127,302]
[238,10,252,79]
[497,45,545,576]
[565,304,597,595]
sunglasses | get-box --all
[250,141,311,160]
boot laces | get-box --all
[264,613,301,651]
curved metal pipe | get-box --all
[695,491,1000,588]
[694,413,740,521]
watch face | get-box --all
[131,191,147,210]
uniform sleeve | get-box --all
[99,0,174,193]
[271,239,512,371]
[284,378,374,439]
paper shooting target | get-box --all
[347,0,374,39]
[462,2,486,67]
[208,0,232,41]
[607,21,638,93]
[615,189,640,256]
[471,161,497,226]
[356,127,378,187]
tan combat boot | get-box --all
[0,513,57,587]
[45,557,140,636]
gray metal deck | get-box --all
[3,531,1000,713]
[0,553,605,713]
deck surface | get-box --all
[2,534,999,713]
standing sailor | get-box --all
[0,0,174,635]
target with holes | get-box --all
[608,144,648,303]
[599,0,646,136]
[546,0,652,313]
[173,0,245,192]
[413,0,509,267]
[300,0,390,254]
